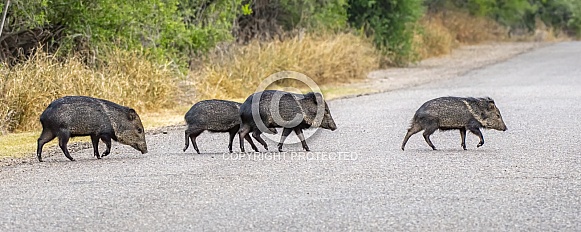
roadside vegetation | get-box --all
[1,0,580,156]
[192,32,379,101]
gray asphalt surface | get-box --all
[1,42,580,231]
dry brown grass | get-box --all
[515,18,571,42]
[0,49,180,133]
[414,11,508,59]
[190,32,380,101]
[439,11,508,44]
[414,17,456,59]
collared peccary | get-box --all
[183,99,268,154]
[37,96,148,162]
[401,96,507,151]
[238,90,337,152]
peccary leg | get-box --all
[459,128,467,150]
[100,136,112,157]
[277,128,293,152]
[244,134,260,152]
[294,128,309,151]
[90,135,101,159]
[468,127,485,147]
[183,131,190,152]
[422,126,438,150]
[37,129,56,162]
[228,128,237,153]
[238,125,252,153]
[401,123,422,151]
[252,130,268,150]
[189,129,204,154]
[57,132,74,161]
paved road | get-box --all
[1,42,580,231]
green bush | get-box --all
[533,0,581,37]
[1,0,243,68]
[278,0,348,31]
[347,0,424,66]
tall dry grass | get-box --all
[0,49,179,133]
[414,17,456,59]
[191,32,380,100]
[415,11,508,59]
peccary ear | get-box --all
[127,108,138,121]
[487,100,496,110]
[483,97,496,110]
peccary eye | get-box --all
[137,128,143,134]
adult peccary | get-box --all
[401,97,507,151]
[238,90,337,152]
[183,99,269,154]
[36,96,148,162]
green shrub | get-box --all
[278,0,349,31]
[1,0,243,68]
[347,0,424,66]
[533,0,581,37]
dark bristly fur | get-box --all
[183,99,265,154]
[37,96,148,162]
[401,96,507,151]
[238,90,337,152]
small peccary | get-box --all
[401,97,507,151]
[37,96,148,162]
[239,90,337,152]
[183,100,269,154]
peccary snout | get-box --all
[320,103,337,131]
[36,96,147,162]
[401,96,507,151]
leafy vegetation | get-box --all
[1,0,242,67]
[347,0,424,66]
